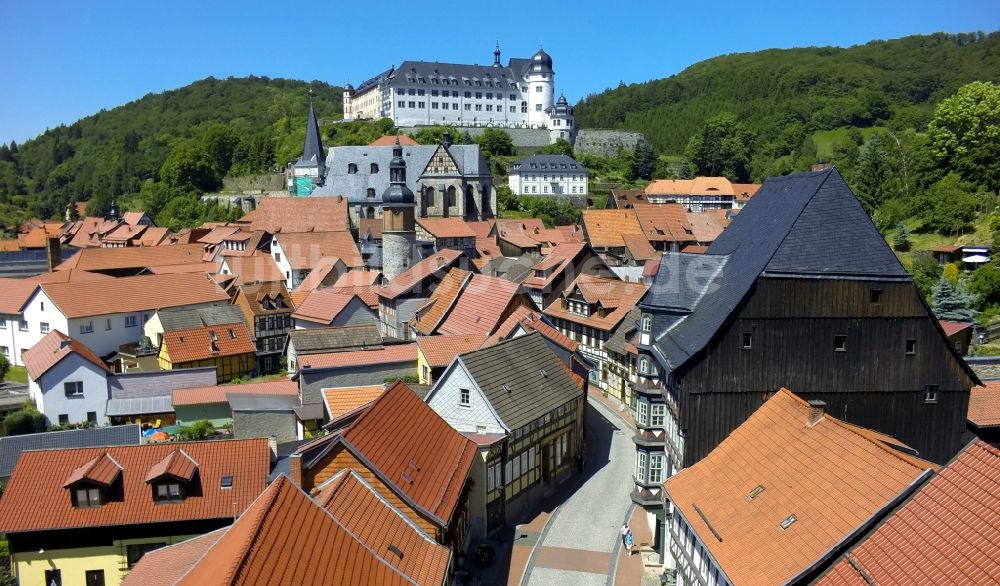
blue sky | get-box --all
[2,0,997,144]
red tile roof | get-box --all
[329,284,381,309]
[819,440,1000,586]
[680,244,708,254]
[581,208,645,249]
[931,244,962,253]
[411,268,471,335]
[122,528,226,586]
[162,323,256,364]
[28,270,113,285]
[222,253,285,285]
[521,242,588,291]
[544,274,648,333]
[313,469,451,585]
[0,278,39,314]
[663,388,935,586]
[292,290,362,325]
[172,379,299,407]
[686,208,731,243]
[322,385,386,420]
[299,343,417,371]
[294,256,348,292]
[417,334,488,367]
[144,449,199,483]
[437,274,522,336]
[0,439,270,533]
[968,381,1000,428]
[146,261,221,275]
[57,243,208,272]
[359,218,384,240]
[370,134,419,146]
[334,270,381,287]
[23,329,110,381]
[621,233,658,262]
[939,319,974,337]
[63,452,122,488]
[272,231,363,269]
[632,203,696,244]
[379,249,464,300]
[416,217,476,238]
[130,475,420,586]
[41,273,229,318]
[239,196,350,233]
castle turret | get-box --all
[343,83,355,120]
[290,92,326,195]
[381,137,417,282]
[526,47,555,127]
[107,196,120,222]
[548,93,576,144]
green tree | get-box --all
[931,276,979,321]
[892,222,910,251]
[497,185,519,213]
[852,134,900,214]
[200,123,240,176]
[928,81,1000,191]
[159,140,219,193]
[538,138,574,156]
[628,141,657,181]
[916,173,980,234]
[0,353,9,381]
[910,251,943,299]
[684,113,754,181]
[474,129,515,158]
[409,126,462,145]
[968,264,1000,308]
[4,406,46,436]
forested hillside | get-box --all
[575,32,1000,166]
[0,77,342,225]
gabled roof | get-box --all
[298,382,476,528]
[0,439,270,533]
[144,449,198,483]
[238,196,350,233]
[292,290,364,325]
[298,343,417,372]
[313,469,451,586]
[234,282,293,316]
[416,334,488,367]
[272,231,363,269]
[621,233,658,262]
[0,278,39,314]
[222,253,285,286]
[0,424,141,479]
[379,249,465,300]
[662,388,935,586]
[27,269,113,284]
[157,305,247,332]
[57,243,208,272]
[410,268,471,335]
[648,169,913,372]
[334,270,381,287]
[40,273,229,319]
[819,440,1000,586]
[520,241,595,291]
[322,385,386,420]
[288,323,383,355]
[544,274,648,333]
[416,217,476,239]
[126,475,420,586]
[939,319,974,337]
[454,332,582,430]
[685,208,731,243]
[162,323,256,364]
[294,257,347,293]
[328,284,381,309]
[63,452,122,488]
[23,330,110,381]
[369,134,419,146]
[580,208,645,249]
[632,203,696,244]
[438,274,524,336]
[172,379,299,407]
[968,380,1000,428]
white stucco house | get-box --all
[23,330,112,426]
[508,154,588,197]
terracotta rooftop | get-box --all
[222,253,285,285]
[0,438,270,533]
[272,231,363,270]
[172,379,299,407]
[334,270,381,287]
[23,329,111,382]
[632,203,696,244]
[161,323,256,364]
[299,343,417,371]
[63,452,122,488]
[144,449,198,483]
[521,241,589,291]
[621,233,658,262]
[580,208,645,249]
[359,217,384,240]
[609,188,646,208]
[379,249,464,300]
[370,134,419,146]
[686,208,731,243]
[931,244,962,253]
[313,469,452,585]
[137,226,173,247]
[818,440,1000,586]
[145,261,221,275]
[437,274,523,336]
[56,243,208,272]
[466,219,496,240]
[644,178,694,195]
[410,268,471,335]
[0,278,39,314]
[662,388,935,586]
[292,290,363,325]
[41,273,229,319]
[294,256,347,292]
[968,381,1000,428]
[235,281,294,317]
[126,475,423,586]
[329,284,381,309]
[544,274,648,333]
[417,334,488,367]
[680,244,708,254]
[239,195,350,233]
[732,183,762,200]
[322,385,386,419]
[939,319,974,337]
[416,217,476,239]
[300,382,477,527]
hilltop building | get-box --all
[508,154,588,197]
[288,93,326,196]
[343,45,575,143]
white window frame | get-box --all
[651,403,665,427]
[637,401,649,426]
[459,388,471,407]
[40,322,50,334]
[64,381,84,397]
[635,451,647,482]
[649,454,665,484]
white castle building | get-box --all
[343,45,576,143]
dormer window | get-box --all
[154,481,184,503]
[641,314,652,332]
[74,486,103,508]
[146,449,199,504]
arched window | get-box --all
[370,163,379,174]
[348,163,358,174]
[639,356,651,375]
[641,314,652,332]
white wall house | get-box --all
[508,155,588,196]
[29,351,110,426]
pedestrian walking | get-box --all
[620,523,629,546]
[624,530,635,556]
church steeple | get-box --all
[381,136,416,282]
[107,196,120,222]
[301,91,325,169]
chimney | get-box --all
[807,400,826,426]
[442,132,452,149]
[46,236,61,272]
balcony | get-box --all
[633,429,666,448]
[630,485,664,508]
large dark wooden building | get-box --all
[630,169,978,545]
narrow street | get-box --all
[521,398,636,585]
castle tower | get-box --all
[381,137,417,282]
[290,92,326,196]
[526,47,555,127]
[343,83,355,120]
[548,93,576,144]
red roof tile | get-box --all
[41,273,229,318]
[333,270,381,287]
[172,379,299,407]
[819,441,1000,586]
[122,528,226,585]
[58,243,209,272]
[27,269,113,284]
[329,284,381,309]
[239,196,350,234]
[0,278,39,314]
[299,344,417,371]
[968,381,1000,428]
[23,329,110,381]
[437,274,522,336]
[416,217,476,238]
[379,249,464,300]
[411,268,471,335]
[144,449,199,483]
[162,323,256,364]
[322,385,386,420]
[939,319,974,337]
[663,389,935,586]
[544,274,648,333]
[292,290,363,325]
[272,231,363,269]
[581,209,645,249]
[63,452,122,488]
[417,334,488,367]
[369,134,419,146]
[294,256,348,292]
[0,439,270,533]
[222,253,285,285]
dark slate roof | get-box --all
[647,169,909,372]
[106,396,174,417]
[108,367,218,399]
[288,324,383,355]
[0,424,141,478]
[387,60,526,88]
[157,306,248,332]
[230,393,299,412]
[295,97,325,169]
[510,154,585,173]
[312,144,491,201]
[605,307,641,356]
[353,67,394,94]
[458,332,581,430]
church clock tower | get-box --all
[381,137,417,282]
